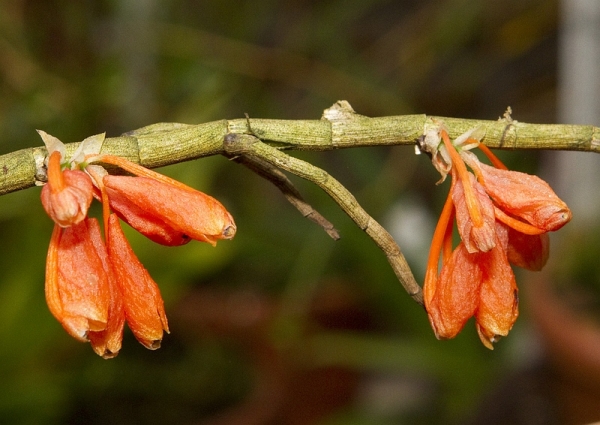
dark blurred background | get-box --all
[1,1,600,424]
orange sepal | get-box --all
[506,227,549,271]
[477,162,571,232]
[106,187,191,246]
[87,220,125,358]
[107,214,169,349]
[104,175,236,246]
[426,243,482,340]
[475,242,519,349]
[45,219,110,342]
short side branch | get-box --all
[224,133,423,306]
[226,150,340,240]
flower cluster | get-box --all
[39,131,236,358]
[420,125,571,349]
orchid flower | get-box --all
[38,131,236,357]
[421,126,571,349]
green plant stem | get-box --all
[3,100,595,305]
[2,101,599,196]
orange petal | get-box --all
[475,242,519,349]
[477,162,571,232]
[493,207,546,236]
[506,227,549,271]
[423,183,456,309]
[86,219,125,359]
[107,214,169,350]
[426,243,482,340]
[106,186,191,246]
[104,176,236,246]
[452,171,496,253]
[45,225,65,334]
[41,168,94,227]
[46,219,111,341]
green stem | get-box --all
[1,101,599,196]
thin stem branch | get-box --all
[226,152,340,240]
[223,132,424,306]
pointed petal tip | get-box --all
[476,324,498,350]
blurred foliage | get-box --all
[0,0,564,424]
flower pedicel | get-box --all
[38,130,236,358]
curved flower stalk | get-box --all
[420,125,571,349]
[38,131,236,358]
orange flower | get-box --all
[451,169,496,253]
[96,154,236,246]
[469,160,571,232]
[38,131,236,357]
[104,174,235,246]
[45,218,111,342]
[86,218,126,359]
[422,127,571,349]
[107,214,169,349]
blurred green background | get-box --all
[1,1,598,424]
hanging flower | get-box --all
[421,125,571,349]
[106,214,169,350]
[38,131,236,357]
[45,218,111,342]
[95,154,236,246]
